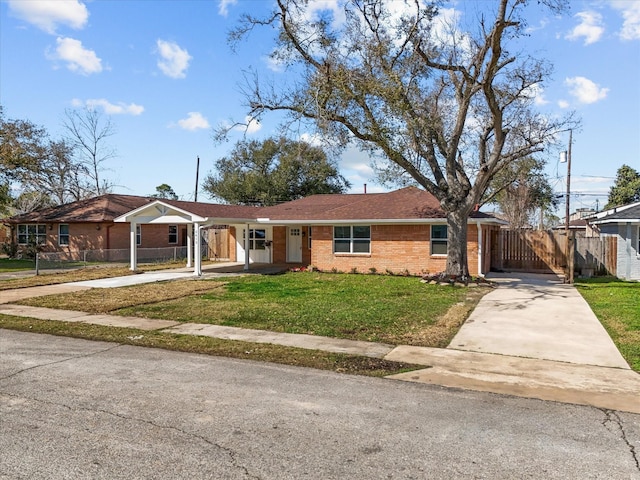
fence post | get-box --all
[35,252,39,276]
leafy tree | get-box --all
[1,106,107,213]
[605,164,640,209]
[151,183,179,200]
[220,0,576,276]
[63,107,116,195]
[0,106,47,213]
[203,137,350,205]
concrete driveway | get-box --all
[448,273,629,368]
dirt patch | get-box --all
[398,288,489,347]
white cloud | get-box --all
[46,37,102,75]
[156,40,192,79]
[565,76,609,104]
[177,112,210,131]
[565,11,604,45]
[230,116,262,134]
[71,98,144,115]
[523,84,549,106]
[7,0,88,34]
[557,99,570,109]
[611,1,640,41]
[218,0,237,17]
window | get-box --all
[308,226,312,249]
[638,226,640,255]
[136,225,141,246]
[59,224,69,246]
[17,224,46,245]
[333,225,370,253]
[431,225,448,255]
[168,225,178,244]
[243,228,266,250]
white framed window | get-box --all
[136,225,141,246]
[243,228,266,250]
[17,224,46,245]
[168,225,178,244]
[333,225,370,253]
[431,225,448,255]
[59,224,69,246]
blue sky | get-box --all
[1,0,639,215]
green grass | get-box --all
[0,258,35,272]
[19,272,486,347]
[575,277,640,371]
[0,315,423,377]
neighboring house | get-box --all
[1,194,257,260]
[589,201,640,281]
[3,187,504,276]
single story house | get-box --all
[3,187,504,276]
[589,201,640,281]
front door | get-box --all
[287,227,302,263]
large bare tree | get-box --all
[63,107,116,195]
[220,0,576,277]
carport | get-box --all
[114,200,256,275]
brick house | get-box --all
[3,187,503,275]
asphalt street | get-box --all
[1,330,639,480]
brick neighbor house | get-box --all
[2,187,504,275]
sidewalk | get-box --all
[1,272,638,413]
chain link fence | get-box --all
[32,246,194,271]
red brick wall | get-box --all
[310,224,481,275]
[11,222,188,254]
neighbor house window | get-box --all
[136,225,141,246]
[333,225,370,253]
[17,224,46,245]
[308,226,312,249]
[243,228,266,250]
[58,224,69,246]
[168,225,178,244]
[431,225,448,255]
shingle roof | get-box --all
[591,202,640,224]
[3,187,500,224]
[4,194,150,223]
[258,186,495,221]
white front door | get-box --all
[236,226,272,263]
[287,227,302,263]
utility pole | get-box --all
[560,129,573,283]
[194,156,200,202]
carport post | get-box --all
[194,223,202,276]
[244,223,250,271]
[186,224,192,268]
[129,222,137,271]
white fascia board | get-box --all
[591,218,640,225]
[202,217,257,226]
[254,218,503,225]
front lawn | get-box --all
[18,272,488,347]
[575,278,640,371]
[0,258,35,272]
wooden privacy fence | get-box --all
[491,230,566,274]
[204,228,229,260]
[491,230,617,277]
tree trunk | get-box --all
[445,209,472,278]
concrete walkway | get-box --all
[0,271,638,413]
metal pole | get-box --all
[194,156,200,202]
[564,129,573,283]
[564,129,572,234]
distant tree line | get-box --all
[0,105,115,216]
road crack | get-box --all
[0,343,122,382]
[0,391,261,479]
[600,408,640,472]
